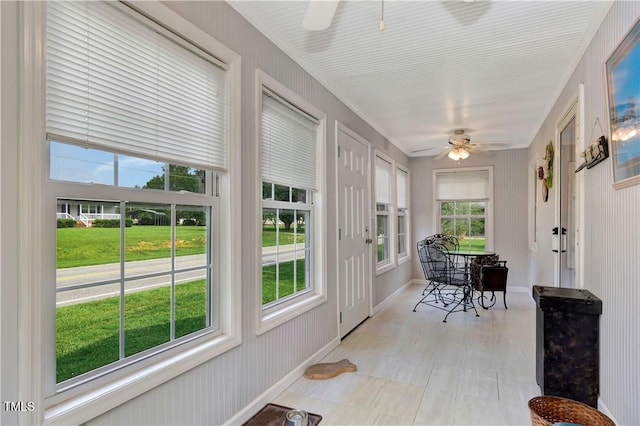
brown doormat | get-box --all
[304,359,357,380]
[243,403,322,426]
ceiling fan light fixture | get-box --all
[459,148,470,159]
[448,150,460,161]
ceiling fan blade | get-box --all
[303,0,339,31]
[435,149,450,160]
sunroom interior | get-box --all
[1,1,639,425]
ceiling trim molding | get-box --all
[226,0,409,156]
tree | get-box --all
[144,165,205,193]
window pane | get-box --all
[441,201,455,216]
[454,201,470,215]
[292,187,307,203]
[124,277,171,357]
[397,215,406,256]
[50,141,115,185]
[118,156,164,189]
[276,209,301,245]
[169,166,205,194]
[125,204,172,277]
[176,205,208,260]
[56,293,120,383]
[175,274,208,339]
[274,184,290,202]
[441,218,455,236]
[377,214,389,262]
[262,182,273,200]
[470,201,486,215]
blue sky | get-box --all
[50,142,164,187]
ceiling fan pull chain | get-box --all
[379,0,385,31]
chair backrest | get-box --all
[427,233,459,252]
[417,238,450,282]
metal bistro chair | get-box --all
[414,239,479,322]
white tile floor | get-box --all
[272,284,541,425]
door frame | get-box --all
[334,121,372,338]
[553,84,585,288]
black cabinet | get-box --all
[532,285,602,408]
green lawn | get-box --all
[262,259,306,304]
[56,280,207,383]
[262,225,305,247]
[57,225,304,269]
[56,226,206,269]
[458,237,486,252]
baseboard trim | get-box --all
[371,280,412,315]
[224,336,341,425]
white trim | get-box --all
[223,336,341,426]
[396,162,411,265]
[374,150,397,275]
[255,69,327,335]
[597,397,619,425]
[553,86,583,288]
[20,2,243,424]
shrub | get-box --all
[57,219,76,228]
[94,219,133,228]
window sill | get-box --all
[397,255,411,266]
[258,293,326,335]
[375,261,396,276]
[44,333,241,425]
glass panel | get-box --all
[124,203,171,277]
[262,208,278,248]
[118,155,164,189]
[56,200,121,268]
[440,201,454,216]
[397,215,406,255]
[377,214,388,262]
[292,187,307,203]
[470,201,486,215]
[454,201,470,215]
[262,262,278,305]
[124,277,171,357]
[441,218,455,236]
[262,182,273,200]
[56,290,120,383]
[168,166,205,194]
[276,209,300,246]
[175,205,208,261]
[274,184,290,202]
[175,272,208,339]
[50,141,115,185]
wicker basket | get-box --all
[528,396,614,426]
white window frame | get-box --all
[255,70,326,335]
[374,151,396,275]
[19,3,242,425]
[396,163,411,265]
[433,166,494,252]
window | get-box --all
[434,167,493,252]
[39,1,241,421]
[396,165,410,263]
[257,70,326,333]
[375,153,394,273]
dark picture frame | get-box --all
[605,18,640,189]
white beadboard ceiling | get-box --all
[229,0,612,157]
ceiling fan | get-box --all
[412,129,507,160]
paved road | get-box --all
[57,244,306,306]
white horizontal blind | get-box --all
[46,1,227,170]
[397,168,408,209]
[435,169,491,201]
[261,92,318,190]
[375,156,392,204]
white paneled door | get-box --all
[337,123,371,338]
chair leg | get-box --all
[503,290,507,309]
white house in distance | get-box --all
[1,1,639,426]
